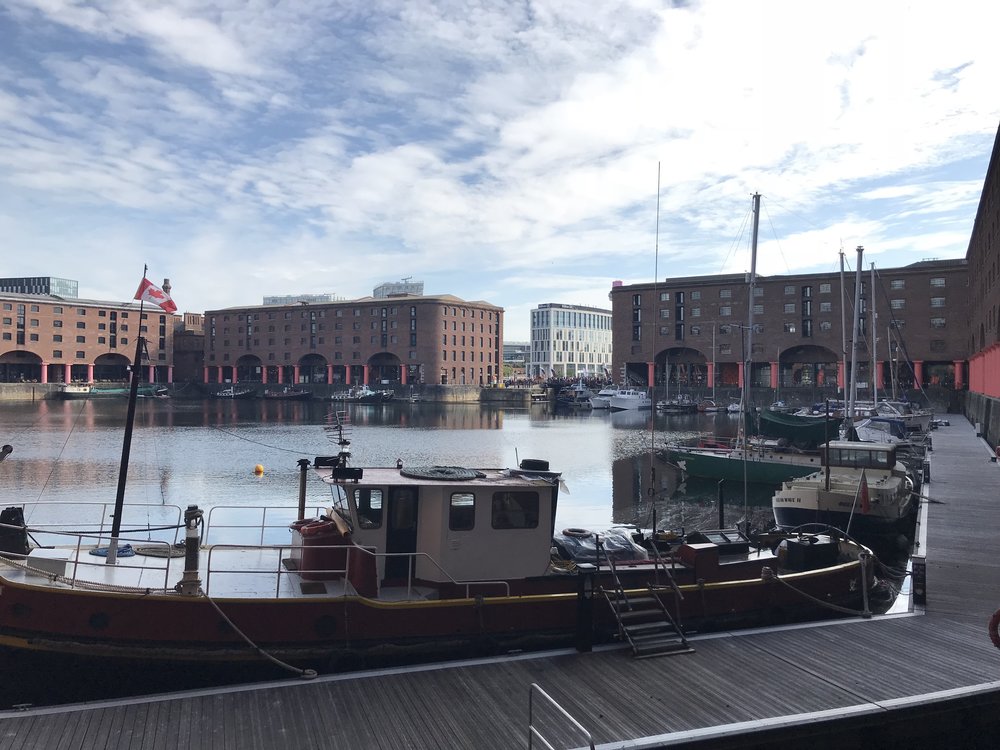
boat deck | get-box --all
[3,417,1000,748]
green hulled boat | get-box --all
[756,410,840,449]
[667,444,824,485]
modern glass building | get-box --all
[0,277,78,298]
[529,303,612,380]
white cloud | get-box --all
[0,0,997,339]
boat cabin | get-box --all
[822,440,897,472]
[312,460,561,585]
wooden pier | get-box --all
[2,417,1000,748]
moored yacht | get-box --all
[608,388,652,411]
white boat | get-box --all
[589,385,620,409]
[871,400,933,433]
[608,388,652,411]
[772,440,917,535]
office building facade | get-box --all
[529,303,613,380]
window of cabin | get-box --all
[353,488,383,529]
[491,492,539,529]
[449,493,475,531]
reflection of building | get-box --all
[610,258,969,394]
[203,294,503,387]
[0,276,78,298]
[529,303,613,379]
[0,291,176,384]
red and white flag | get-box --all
[134,278,177,314]
[859,469,871,514]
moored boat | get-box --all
[608,388,652,411]
[263,387,313,401]
[757,409,840,449]
[666,439,824,484]
[589,384,619,409]
[212,385,257,399]
[771,440,917,535]
[57,383,163,399]
[0,428,881,670]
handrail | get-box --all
[0,532,176,592]
[204,505,330,545]
[14,502,184,544]
[528,683,594,750]
[203,543,511,599]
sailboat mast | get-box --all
[740,193,760,519]
[839,251,848,403]
[870,262,877,404]
[848,246,864,420]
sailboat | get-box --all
[771,247,918,534]
[666,194,827,484]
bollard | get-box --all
[575,563,597,652]
[911,554,926,605]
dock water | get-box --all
[2,417,1000,749]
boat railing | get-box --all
[203,505,331,546]
[13,502,185,548]
[0,528,177,592]
[202,542,511,599]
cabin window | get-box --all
[491,492,539,529]
[449,493,475,531]
[353,488,383,529]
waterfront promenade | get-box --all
[1,416,999,748]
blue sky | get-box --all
[2,0,998,341]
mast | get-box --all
[848,246,864,421]
[107,281,147,565]
[870,262,877,404]
[839,250,848,404]
[740,193,760,519]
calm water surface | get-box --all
[0,398,899,708]
[0,398,776,533]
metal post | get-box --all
[297,458,311,521]
[176,505,203,596]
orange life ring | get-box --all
[989,609,1000,649]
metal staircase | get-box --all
[598,537,694,659]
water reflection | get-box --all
[1,399,762,533]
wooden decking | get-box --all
[3,417,1000,749]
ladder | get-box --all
[598,537,694,659]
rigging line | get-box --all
[870,266,931,406]
[760,200,793,276]
[717,203,754,274]
[33,398,89,508]
[206,422,320,456]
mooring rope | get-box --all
[200,589,318,680]
[0,555,319,676]
[761,566,869,616]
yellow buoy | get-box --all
[254,464,265,475]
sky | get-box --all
[2,1,999,341]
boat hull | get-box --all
[0,553,872,666]
[672,448,823,484]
